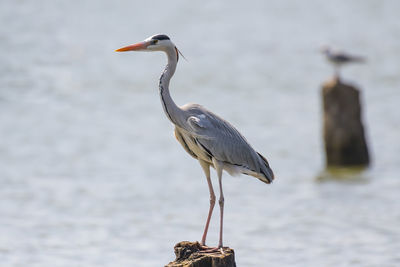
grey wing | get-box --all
[184,105,274,182]
[331,52,365,63]
[334,53,353,62]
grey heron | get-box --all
[321,47,365,78]
[115,34,274,251]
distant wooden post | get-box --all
[321,77,370,167]
[165,241,236,267]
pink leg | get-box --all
[212,159,224,249]
[217,171,224,248]
[199,160,215,246]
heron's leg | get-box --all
[212,158,224,249]
[199,160,215,247]
[334,66,341,81]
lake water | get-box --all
[1,1,399,266]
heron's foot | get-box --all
[199,245,225,254]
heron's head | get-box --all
[115,34,178,55]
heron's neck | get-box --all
[159,48,184,126]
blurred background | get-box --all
[1,0,399,266]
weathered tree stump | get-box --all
[322,77,370,167]
[165,241,236,267]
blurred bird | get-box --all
[115,34,274,252]
[321,46,366,78]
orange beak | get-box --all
[115,41,149,52]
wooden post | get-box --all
[322,77,370,167]
[165,241,236,267]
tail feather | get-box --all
[352,56,366,63]
[256,152,274,184]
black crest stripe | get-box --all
[152,34,170,41]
